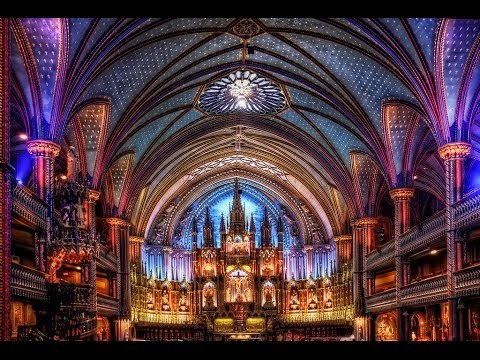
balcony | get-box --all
[454,188,480,230]
[97,293,119,315]
[366,241,395,270]
[12,184,48,230]
[366,288,396,313]
[400,210,446,255]
[51,226,97,254]
[48,283,93,310]
[400,274,448,306]
[11,263,48,302]
[455,263,480,297]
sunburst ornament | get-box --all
[198,70,287,115]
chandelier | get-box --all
[198,70,286,115]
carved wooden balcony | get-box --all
[13,184,48,230]
[11,263,48,302]
[454,188,480,230]
[50,180,98,263]
[399,209,446,255]
[97,293,119,315]
[454,263,480,297]
[400,274,448,306]
[366,241,395,271]
[51,226,97,252]
[365,288,396,313]
[48,283,94,310]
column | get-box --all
[390,187,414,341]
[26,139,60,271]
[129,236,143,268]
[0,18,11,341]
[105,217,131,340]
[333,234,353,267]
[438,142,471,341]
[352,219,376,340]
[351,220,363,339]
[86,189,100,310]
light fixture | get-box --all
[18,133,28,141]
[430,249,438,255]
[60,174,67,180]
[413,175,418,180]
[198,70,286,114]
[236,97,247,109]
[16,179,23,185]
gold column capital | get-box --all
[104,217,131,227]
[333,234,353,242]
[389,188,414,201]
[351,217,382,227]
[129,236,144,244]
[438,142,471,160]
[87,189,101,202]
[26,140,61,158]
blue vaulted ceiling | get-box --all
[10,17,480,227]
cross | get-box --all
[234,126,244,152]
[232,270,245,279]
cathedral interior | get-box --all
[1,17,480,343]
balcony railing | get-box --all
[400,210,446,255]
[400,274,448,306]
[366,241,395,270]
[11,263,47,302]
[366,288,396,312]
[49,283,93,309]
[97,293,119,314]
[454,188,480,229]
[13,184,48,230]
[454,263,480,297]
[51,226,97,251]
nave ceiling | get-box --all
[9,17,480,243]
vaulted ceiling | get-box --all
[9,18,480,241]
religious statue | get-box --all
[324,284,333,309]
[263,283,275,307]
[376,313,396,341]
[471,308,480,340]
[289,287,300,310]
[307,287,318,310]
[234,278,244,302]
[146,292,154,310]
[441,304,449,341]
[262,251,274,276]
[179,289,189,312]
[203,284,215,309]
[161,287,170,311]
